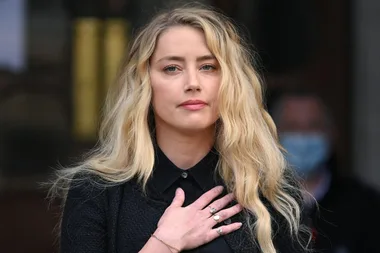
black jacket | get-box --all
[312,177,380,253]
[60,174,309,253]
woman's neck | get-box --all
[155,125,215,170]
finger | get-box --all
[191,186,224,209]
[206,204,243,227]
[203,193,234,216]
[171,188,185,207]
[206,223,243,241]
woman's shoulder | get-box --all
[63,172,141,227]
[68,171,140,196]
[65,172,138,208]
[68,172,112,196]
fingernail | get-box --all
[217,186,224,191]
[238,222,243,228]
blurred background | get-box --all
[0,0,379,253]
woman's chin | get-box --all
[175,122,216,134]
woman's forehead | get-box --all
[151,26,212,61]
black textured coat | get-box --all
[60,175,308,253]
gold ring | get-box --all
[213,214,221,222]
[209,206,217,214]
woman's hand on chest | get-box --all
[152,186,243,252]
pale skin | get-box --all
[139,26,243,252]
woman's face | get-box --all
[150,26,221,133]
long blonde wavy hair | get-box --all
[52,4,310,253]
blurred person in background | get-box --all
[52,5,311,253]
[271,91,380,253]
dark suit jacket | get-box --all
[313,177,380,253]
[60,175,309,253]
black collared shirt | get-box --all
[147,145,233,253]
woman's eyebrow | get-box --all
[156,55,216,63]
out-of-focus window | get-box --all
[0,0,26,73]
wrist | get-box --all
[140,236,176,253]
[154,228,183,252]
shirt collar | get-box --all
[149,144,220,195]
[189,148,220,191]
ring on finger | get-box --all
[213,214,221,223]
[216,227,223,235]
[209,206,217,215]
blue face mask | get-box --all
[280,132,330,177]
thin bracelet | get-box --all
[151,234,180,253]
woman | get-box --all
[53,4,311,253]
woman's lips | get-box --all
[180,103,207,110]
[179,100,207,111]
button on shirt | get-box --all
[147,145,233,253]
[181,171,188,179]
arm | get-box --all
[61,175,175,253]
[60,175,107,253]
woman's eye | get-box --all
[200,64,216,71]
[164,66,178,72]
